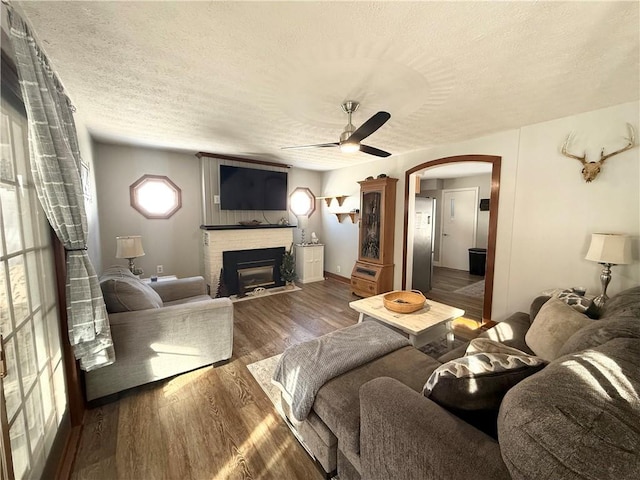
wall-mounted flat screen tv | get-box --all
[219,165,288,211]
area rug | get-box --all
[246,353,283,411]
[247,354,325,473]
[453,279,485,297]
[230,285,301,303]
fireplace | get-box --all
[222,247,286,295]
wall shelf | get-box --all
[333,212,358,223]
[319,195,349,207]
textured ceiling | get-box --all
[14,1,640,171]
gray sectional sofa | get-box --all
[84,266,233,401]
[280,286,640,480]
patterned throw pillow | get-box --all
[424,340,547,411]
[557,289,592,313]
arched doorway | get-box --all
[402,155,501,323]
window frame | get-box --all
[129,174,182,219]
[289,187,316,217]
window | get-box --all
[1,94,65,480]
[289,187,316,217]
[130,174,182,219]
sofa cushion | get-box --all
[478,311,534,354]
[525,297,592,361]
[601,285,640,320]
[558,317,640,357]
[424,339,546,411]
[499,337,640,480]
[313,346,440,457]
[163,295,213,307]
[100,266,163,313]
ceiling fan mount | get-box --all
[282,101,391,158]
[339,101,359,144]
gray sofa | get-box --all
[85,266,233,401]
[281,286,640,480]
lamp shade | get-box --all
[115,235,145,259]
[585,233,632,265]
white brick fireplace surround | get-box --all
[202,226,294,293]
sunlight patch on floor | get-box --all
[162,367,210,397]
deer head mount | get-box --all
[561,123,636,182]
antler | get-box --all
[561,132,587,164]
[600,123,636,163]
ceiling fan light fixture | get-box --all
[281,101,391,157]
[339,141,360,153]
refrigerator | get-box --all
[412,196,436,294]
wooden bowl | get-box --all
[383,290,426,314]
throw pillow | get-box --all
[556,289,600,318]
[525,297,592,361]
[465,337,532,356]
[423,341,547,411]
[100,266,163,313]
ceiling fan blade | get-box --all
[347,111,391,143]
[281,142,339,150]
[360,144,391,157]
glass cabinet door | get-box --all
[360,190,382,261]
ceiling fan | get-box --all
[282,101,391,157]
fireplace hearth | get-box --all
[222,247,286,295]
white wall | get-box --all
[508,103,640,313]
[321,101,640,320]
[94,143,202,278]
[74,113,102,271]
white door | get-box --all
[440,188,478,271]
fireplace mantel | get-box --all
[200,224,297,231]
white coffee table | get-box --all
[349,293,465,348]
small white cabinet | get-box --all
[295,244,325,284]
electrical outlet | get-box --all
[214,195,220,204]
[157,265,164,274]
[336,265,341,273]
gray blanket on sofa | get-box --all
[272,321,410,422]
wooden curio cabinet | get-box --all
[351,176,397,297]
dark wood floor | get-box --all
[72,279,359,480]
[427,266,485,322]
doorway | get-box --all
[402,155,501,323]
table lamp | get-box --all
[297,215,309,245]
[116,235,145,275]
[585,233,632,311]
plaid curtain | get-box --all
[8,10,115,371]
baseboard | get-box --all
[41,410,82,480]
[324,271,350,284]
[56,425,82,480]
